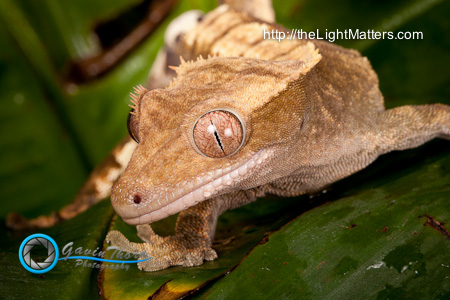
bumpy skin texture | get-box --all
[106,4,450,271]
[5,8,203,231]
[7,2,449,270]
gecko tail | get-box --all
[6,137,137,231]
[219,0,275,23]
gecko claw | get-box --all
[105,227,218,271]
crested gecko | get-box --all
[7,0,449,271]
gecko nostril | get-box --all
[133,194,142,204]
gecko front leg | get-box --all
[106,190,258,271]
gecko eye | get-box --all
[127,109,140,143]
[192,109,245,158]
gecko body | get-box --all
[7,1,449,271]
[106,5,450,271]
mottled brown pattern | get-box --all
[106,3,449,271]
[7,137,137,230]
[220,0,275,23]
[8,1,448,271]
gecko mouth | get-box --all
[122,149,271,225]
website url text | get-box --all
[264,29,424,43]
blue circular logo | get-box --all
[19,234,59,274]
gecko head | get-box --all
[111,43,321,225]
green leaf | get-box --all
[193,149,450,299]
[0,201,114,299]
[99,196,317,299]
[0,5,87,217]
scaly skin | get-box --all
[106,5,449,271]
[5,9,203,231]
[7,2,449,271]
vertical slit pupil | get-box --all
[211,121,224,152]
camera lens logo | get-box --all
[19,234,59,274]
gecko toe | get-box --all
[136,224,164,244]
[204,248,218,261]
[105,230,140,253]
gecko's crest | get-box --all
[129,85,148,117]
[175,42,320,77]
[127,85,148,144]
[169,53,218,77]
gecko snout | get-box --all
[110,180,152,218]
[110,178,175,224]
